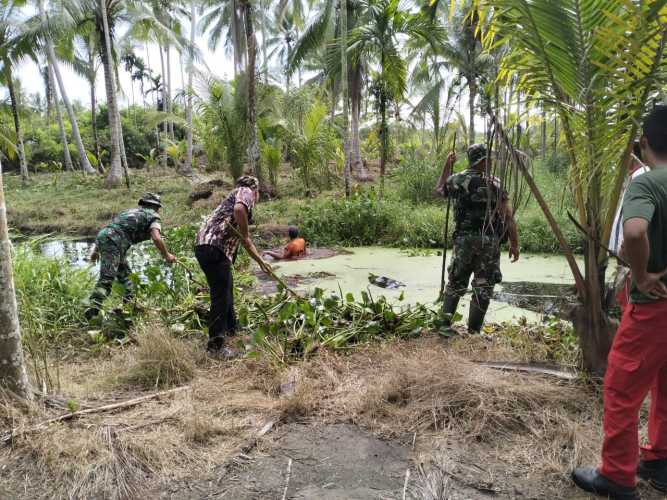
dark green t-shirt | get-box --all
[622,167,667,303]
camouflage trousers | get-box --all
[88,228,134,309]
[444,234,503,304]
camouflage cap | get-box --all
[236,175,260,190]
[467,143,488,167]
[138,192,162,208]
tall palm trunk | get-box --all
[166,45,174,140]
[340,0,350,197]
[98,1,124,188]
[540,103,547,159]
[88,49,102,172]
[243,0,261,182]
[5,67,28,184]
[39,1,96,175]
[468,78,476,145]
[0,158,32,400]
[183,0,195,175]
[49,65,74,172]
[350,65,365,177]
[159,45,168,168]
[378,90,388,197]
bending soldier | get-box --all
[435,144,520,333]
[85,193,176,320]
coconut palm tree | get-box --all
[350,0,444,194]
[475,0,667,374]
[0,0,35,184]
[289,0,368,177]
[239,0,261,181]
[38,0,97,175]
[45,62,76,172]
[70,30,103,169]
[199,0,246,77]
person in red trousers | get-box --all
[573,106,667,500]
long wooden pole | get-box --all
[438,132,457,301]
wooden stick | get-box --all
[438,132,457,302]
[1,386,190,445]
[281,458,293,500]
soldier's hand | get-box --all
[509,245,520,263]
[446,151,457,167]
[89,249,99,264]
[165,253,177,265]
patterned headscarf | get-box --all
[236,175,259,190]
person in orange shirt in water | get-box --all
[263,226,307,260]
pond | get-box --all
[39,240,581,323]
[269,247,582,323]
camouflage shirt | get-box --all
[102,207,162,245]
[445,168,508,239]
[196,187,256,262]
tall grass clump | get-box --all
[13,244,94,343]
[117,326,198,389]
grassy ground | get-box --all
[4,162,579,254]
[4,169,198,237]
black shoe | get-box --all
[467,298,489,333]
[638,458,667,492]
[572,468,640,500]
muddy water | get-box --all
[270,247,583,323]
[40,239,582,323]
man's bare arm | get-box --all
[435,152,456,196]
[234,203,272,273]
[150,228,176,264]
[501,199,519,262]
[624,217,667,298]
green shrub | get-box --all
[301,192,395,246]
[392,152,443,204]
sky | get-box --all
[19,32,234,109]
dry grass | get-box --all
[273,336,601,496]
[0,334,610,499]
[113,325,201,389]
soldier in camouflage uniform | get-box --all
[435,144,520,332]
[85,193,176,320]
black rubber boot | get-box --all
[467,298,489,333]
[572,468,640,500]
[638,458,667,492]
[441,295,460,326]
[84,307,100,321]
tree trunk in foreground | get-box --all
[49,65,74,172]
[0,159,32,400]
[39,1,96,175]
[6,68,29,185]
[468,79,476,145]
[88,47,102,172]
[243,0,262,182]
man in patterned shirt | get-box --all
[85,193,176,320]
[195,175,272,356]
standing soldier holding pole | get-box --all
[434,144,520,333]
